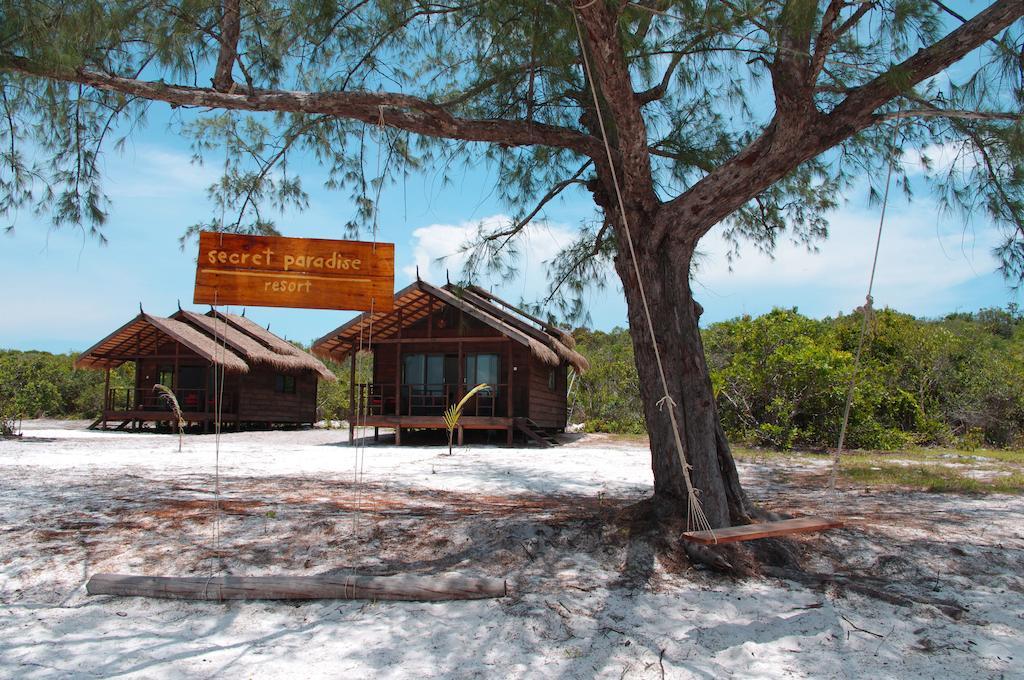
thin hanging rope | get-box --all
[572,8,711,535]
[829,116,902,490]
[360,300,373,490]
[209,135,230,562]
[211,290,223,562]
[352,297,374,532]
[350,107,388,530]
[352,310,365,532]
[370,105,387,254]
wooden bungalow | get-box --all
[76,309,336,430]
[311,279,589,446]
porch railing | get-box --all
[106,387,236,414]
[354,383,524,419]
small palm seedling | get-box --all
[153,384,185,452]
[443,383,489,456]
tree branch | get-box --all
[574,1,658,213]
[464,160,593,256]
[0,55,604,157]
[635,52,684,105]
[544,220,612,304]
[833,0,1024,128]
[877,108,1023,122]
[929,0,1004,49]
[213,0,241,92]
[502,161,593,241]
[654,0,1024,246]
[770,0,817,119]
[811,1,874,84]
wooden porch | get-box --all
[97,387,238,430]
[350,380,526,445]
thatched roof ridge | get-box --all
[74,314,151,370]
[452,285,589,373]
[175,311,335,381]
[75,313,248,372]
[311,281,422,357]
[144,315,250,373]
[214,312,335,381]
[464,284,578,349]
[418,280,561,366]
[76,310,335,381]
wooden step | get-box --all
[513,419,553,448]
[681,516,844,545]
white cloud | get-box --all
[402,215,584,302]
[904,141,978,176]
[693,196,1005,320]
[105,145,219,199]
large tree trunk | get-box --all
[613,228,756,529]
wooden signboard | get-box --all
[194,232,394,312]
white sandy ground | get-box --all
[0,422,1021,679]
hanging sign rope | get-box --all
[193,231,395,312]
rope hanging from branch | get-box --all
[350,107,388,530]
[571,7,712,535]
[829,114,903,490]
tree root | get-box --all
[762,567,968,619]
[681,541,734,572]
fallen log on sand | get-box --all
[87,573,507,602]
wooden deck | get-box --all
[359,415,512,429]
[99,410,237,426]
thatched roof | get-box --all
[174,311,335,381]
[75,310,336,382]
[311,279,589,373]
[75,313,249,373]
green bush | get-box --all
[570,304,1024,450]
[0,350,133,420]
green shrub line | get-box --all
[572,304,1024,450]
[3,304,1022,454]
[0,350,134,423]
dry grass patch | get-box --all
[841,463,1024,493]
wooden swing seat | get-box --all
[682,516,844,545]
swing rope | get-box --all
[571,7,711,535]
[208,135,232,565]
[829,114,902,490]
[352,297,374,532]
[350,109,387,530]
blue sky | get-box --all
[1,126,1016,355]
[1,9,1021,354]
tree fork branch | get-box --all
[496,160,593,244]
[811,1,874,84]
[654,0,1024,247]
[573,1,658,212]
[635,52,684,105]
[832,0,1024,128]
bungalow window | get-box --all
[403,354,445,395]
[465,353,499,393]
[548,369,557,391]
[275,374,297,394]
[157,367,174,388]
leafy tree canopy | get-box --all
[1,1,1022,310]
